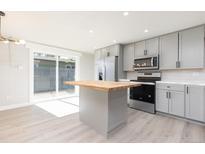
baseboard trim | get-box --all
[156,111,205,126]
[0,102,36,111]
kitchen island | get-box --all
[64,81,141,135]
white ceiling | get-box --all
[2,11,205,53]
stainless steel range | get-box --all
[128,71,161,114]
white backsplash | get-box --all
[127,72,139,80]
[127,69,205,82]
[161,69,205,82]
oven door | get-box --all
[130,84,155,104]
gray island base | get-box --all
[64,81,141,136]
[79,87,127,136]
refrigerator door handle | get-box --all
[104,65,106,81]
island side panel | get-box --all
[79,87,109,135]
[108,89,128,132]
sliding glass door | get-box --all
[58,56,76,95]
[33,52,76,100]
[34,53,56,93]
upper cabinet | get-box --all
[179,26,205,69]
[94,49,102,61]
[160,25,205,70]
[109,45,120,56]
[134,38,159,58]
[94,44,120,62]
[123,43,135,71]
[145,37,159,56]
[159,32,179,70]
[134,41,145,58]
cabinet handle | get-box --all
[186,86,189,94]
[176,61,180,68]
[144,50,147,55]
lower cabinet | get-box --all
[156,87,185,117]
[156,89,169,113]
[185,85,205,122]
[169,91,185,117]
[156,83,205,122]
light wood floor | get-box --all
[0,105,204,143]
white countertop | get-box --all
[156,81,205,86]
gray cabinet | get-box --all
[179,26,205,69]
[134,38,159,58]
[169,91,185,117]
[134,41,145,58]
[123,43,135,71]
[156,83,185,117]
[156,89,169,113]
[159,32,179,70]
[185,85,205,122]
[95,45,120,61]
[160,26,205,70]
[146,37,159,56]
[109,45,119,56]
[95,49,102,61]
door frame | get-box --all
[28,46,80,103]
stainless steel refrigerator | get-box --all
[95,56,118,81]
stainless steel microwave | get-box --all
[133,55,159,70]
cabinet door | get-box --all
[156,89,169,113]
[123,44,134,71]
[146,37,159,56]
[185,85,205,122]
[101,48,107,59]
[109,45,119,56]
[134,41,145,58]
[169,91,185,117]
[179,26,204,69]
[159,32,178,70]
[95,49,102,61]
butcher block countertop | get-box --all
[64,81,141,92]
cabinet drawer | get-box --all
[156,83,185,92]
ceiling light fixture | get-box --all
[89,30,94,33]
[123,12,129,16]
[0,11,26,45]
[144,29,149,33]
[113,40,117,43]
[3,39,9,44]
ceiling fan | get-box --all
[0,11,26,45]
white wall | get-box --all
[0,43,29,107]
